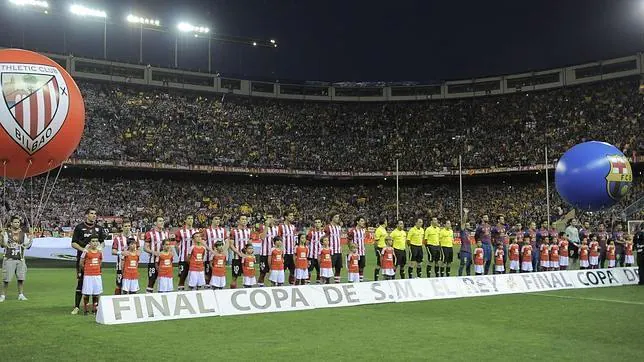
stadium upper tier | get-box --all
[10,50,640,172]
[74,75,641,172]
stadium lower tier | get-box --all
[2,170,641,229]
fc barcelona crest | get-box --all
[605,155,632,200]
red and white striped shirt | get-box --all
[278,223,297,254]
[348,227,366,256]
[145,229,168,263]
[112,234,139,270]
[306,229,325,259]
[232,228,251,260]
[175,226,198,263]
[205,226,227,261]
[325,224,342,254]
[260,225,279,256]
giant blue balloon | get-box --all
[555,141,633,211]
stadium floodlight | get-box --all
[126,14,161,27]
[70,4,107,58]
[127,14,160,63]
[177,22,209,33]
[176,22,211,69]
[270,39,275,44]
[70,4,107,18]
[9,0,49,8]
[252,41,257,46]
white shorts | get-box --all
[608,260,616,268]
[550,261,559,269]
[348,272,360,282]
[580,260,589,268]
[295,268,308,280]
[474,265,484,274]
[589,256,599,266]
[494,265,505,272]
[269,270,285,284]
[382,268,395,276]
[121,278,139,293]
[509,260,520,271]
[320,268,333,278]
[243,276,256,287]
[540,260,549,268]
[625,255,634,264]
[188,271,206,287]
[559,256,569,266]
[210,275,226,288]
[82,275,103,295]
[521,262,533,272]
[158,277,173,292]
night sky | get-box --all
[1,0,644,82]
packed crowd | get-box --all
[2,174,641,233]
[73,77,642,172]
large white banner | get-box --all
[302,281,396,309]
[95,267,640,325]
[96,290,219,325]
[215,286,317,316]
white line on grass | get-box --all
[529,292,644,306]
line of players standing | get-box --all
[68,208,637,315]
[69,208,373,313]
[468,215,635,275]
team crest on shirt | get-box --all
[0,63,69,154]
[605,155,632,200]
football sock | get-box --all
[75,291,82,308]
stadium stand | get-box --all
[0,54,641,233]
[73,77,641,172]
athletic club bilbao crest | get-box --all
[0,63,69,154]
[605,155,632,200]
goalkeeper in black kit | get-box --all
[70,208,108,315]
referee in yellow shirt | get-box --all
[407,218,425,278]
[424,217,441,277]
[390,220,407,279]
[439,220,455,277]
[373,218,388,281]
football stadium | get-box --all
[0,1,643,361]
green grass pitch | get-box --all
[1,256,643,362]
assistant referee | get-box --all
[439,221,454,277]
[70,208,107,315]
[407,218,424,278]
[373,218,388,281]
[424,217,441,277]
[390,221,407,279]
